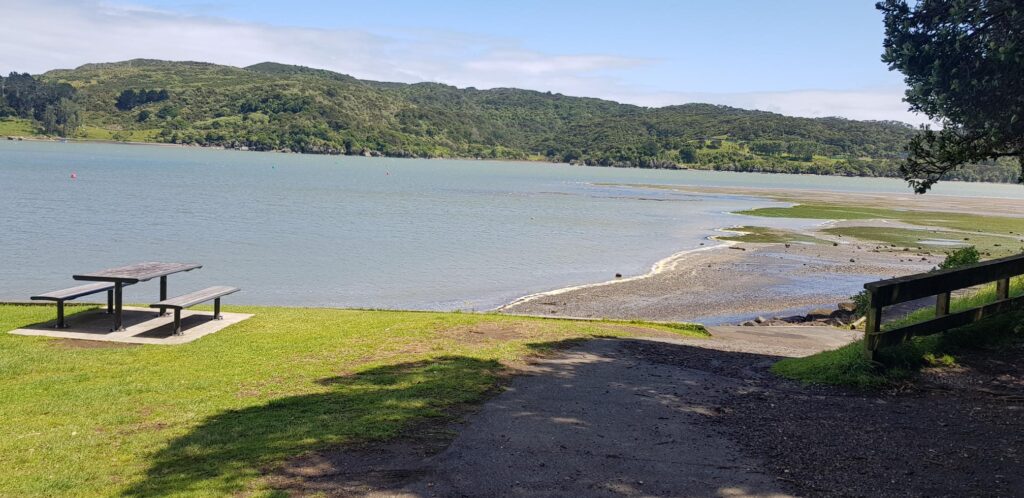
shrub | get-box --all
[851,289,871,317]
[937,246,980,270]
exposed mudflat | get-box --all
[501,240,934,324]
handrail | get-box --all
[864,253,1024,306]
[862,252,1024,360]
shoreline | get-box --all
[498,238,739,311]
[499,234,935,324]
[6,135,1024,191]
[498,186,1024,324]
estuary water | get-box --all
[2,140,1022,310]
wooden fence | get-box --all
[862,253,1024,360]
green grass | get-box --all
[822,226,1024,258]
[716,226,826,244]
[0,117,40,136]
[78,126,162,142]
[0,304,704,497]
[773,279,1024,388]
[738,203,1024,235]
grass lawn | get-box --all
[773,278,1024,388]
[0,304,705,497]
[78,126,162,142]
[0,117,40,136]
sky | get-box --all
[0,0,927,124]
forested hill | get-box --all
[1,59,1017,182]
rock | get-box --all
[837,302,857,312]
[754,316,767,324]
[830,309,855,320]
[740,320,757,326]
[805,308,834,321]
[850,258,856,263]
[833,242,839,246]
[614,273,622,278]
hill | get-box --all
[1,59,1019,182]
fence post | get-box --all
[936,292,951,316]
[997,278,1010,301]
[863,290,882,361]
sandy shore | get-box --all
[499,186,1024,324]
[500,238,935,323]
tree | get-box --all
[156,105,179,119]
[878,0,1024,193]
[677,144,697,163]
[116,89,137,110]
[40,98,81,136]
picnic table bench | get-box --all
[151,286,240,335]
[31,282,123,328]
[32,262,239,335]
[73,262,202,331]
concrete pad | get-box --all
[8,306,253,345]
[705,325,860,353]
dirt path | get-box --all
[271,326,850,497]
[269,324,1022,497]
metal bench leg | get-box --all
[112,282,124,332]
[107,290,114,314]
[56,300,67,328]
[173,309,182,336]
[214,298,222,320]
[158,276,168,316]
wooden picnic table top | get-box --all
[73,262,202,284]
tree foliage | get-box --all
[115,88,169,110]
[878,0,1024,192]
[0,72,80,136]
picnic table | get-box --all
[74,262,202,331]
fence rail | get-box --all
[862,253,1024,359]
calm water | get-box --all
[2,140,1022,310]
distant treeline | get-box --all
[0,72,81,136]
[7,59,1019,184]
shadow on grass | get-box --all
[121,355,504,497]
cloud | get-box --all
[0,0,928,125]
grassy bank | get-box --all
[0,304,704,497]
[773,279,1024,388]
[715,225,827,244]
[0,117,39,136]
[738,203,1024,234]
[738,203,1024,257]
